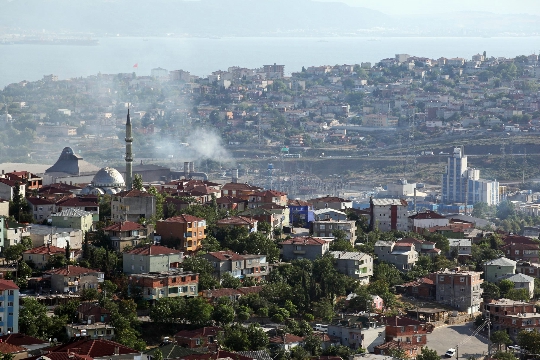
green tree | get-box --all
[181,256,220,290]
[481,282,500,300]
[492,352,517,360]
[221,272,242,289]
[506,288,529,302]
[185,297,213,326]
[490,331,512,351]
[132,174,144,191]
[303,333,322,356]
[518,329,540,354]
[54,300,80,323]
[416,347,439,360]
[19,298,52,339]
[149,297,185,323]
[81,288,99,301]
[313,300,334,322]
[498,279,514,298]
[153,349,163,360]
[212,303,235,325]
[386,346,407,360]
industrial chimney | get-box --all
[232,168,239,183]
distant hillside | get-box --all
[0,0,391,36]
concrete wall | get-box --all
[123,253,183,274]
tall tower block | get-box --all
[125,109,133,190]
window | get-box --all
[7,302,13,307]
[460,277,465,282]
[8,291,14,296]
[515,250,520,255]
[439,276,445,281]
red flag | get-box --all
[133,63,138,68]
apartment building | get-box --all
[329,251,373,284]
[280,236,330,261]
[370,199,408,232]
[123,245,184,274]
[309,196,353,211]
[128,270,199,301]
[483,257,517,283]
[485,299,540,340]
[111,189,156,222]
[374,241,418,271]
[202,250,268,281]
[103,221,153,252]
[45,265,104,294]
[156,214,207,253]
[312,219,357,244]
[0,280,19,334]
[433,269,483,314]
[501,235,540,263]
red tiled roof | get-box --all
[280,236,327,246]
[25,354,91,360]
[103,221,144,232]
[181,350,252,360]
[44,338,138,357]
[125,245,182,256]
[0,279,19,291]
[409,210,446,220]
[115,189,154,198]
[260,203,286,210]
[26,197,55,206]
[174,326,221,339]
[0,342,26,353]
[0,333,47,346]
[217,216,257,225]
[384,316,422,327]
[252,190,287,197]
[160,214,205,223]
[237,286,263,295]
[222,183,262,191]
[269,334,304,344]
[205,250,244,261]
[503,235,539,245]
[215,196,246,204]
[56,196,98,207]
[24,245,65,255]
[0,178,18,187]
[45,265,101,276]
[287,199,310,206]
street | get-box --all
[426,323,489,359]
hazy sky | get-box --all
[317,0,540,16]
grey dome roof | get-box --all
[92,167,125,187]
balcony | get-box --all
[293,250,305,254]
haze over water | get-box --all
[2,36,540,87]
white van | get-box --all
[314,324,328,332]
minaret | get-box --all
[125,108,133,190]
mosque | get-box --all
[43,110,173,189]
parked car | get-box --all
[508,345,521,351]
[313,324,328,333]
[445,349,456,358]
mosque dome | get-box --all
[92,167,125,187]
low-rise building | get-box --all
[408,211,449,233]
[433,269,483,314]
[156,214,207,253]
[374,241,418,271]
[45,265,104,294]
[26,197,56,222]
[28,225,83,249]
[51,208,93,234]
[111,189,156,222]
[312,219,357,243]
[505,273,535,299]
[56,195,99,222]
[174,327,221,350]
[313,208,348,221]
[0,279,19,334]
[66,323,115,340]
[269,334,304,351]
[501,234,540,263]
[202,250,268,281]
[216,216,258,232]
[329,251,373,284]
[103,221,153,252]
[483,257,517,283]
[280,236,330,261]
[123,245,184,274]
[23,245,77,269]
[128,270,199,301]
[485,299,540,340]
[370,198,408,232]
[288,199,314,227]
[448,239,472,257]
[309,196,353,211]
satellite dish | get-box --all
[53,338,57,342]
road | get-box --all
[426,323,489,359]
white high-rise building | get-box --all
[442,147,499,206]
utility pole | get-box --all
[487,318,491,357]
[456,345,459,360]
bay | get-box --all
[1,36,539,88]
